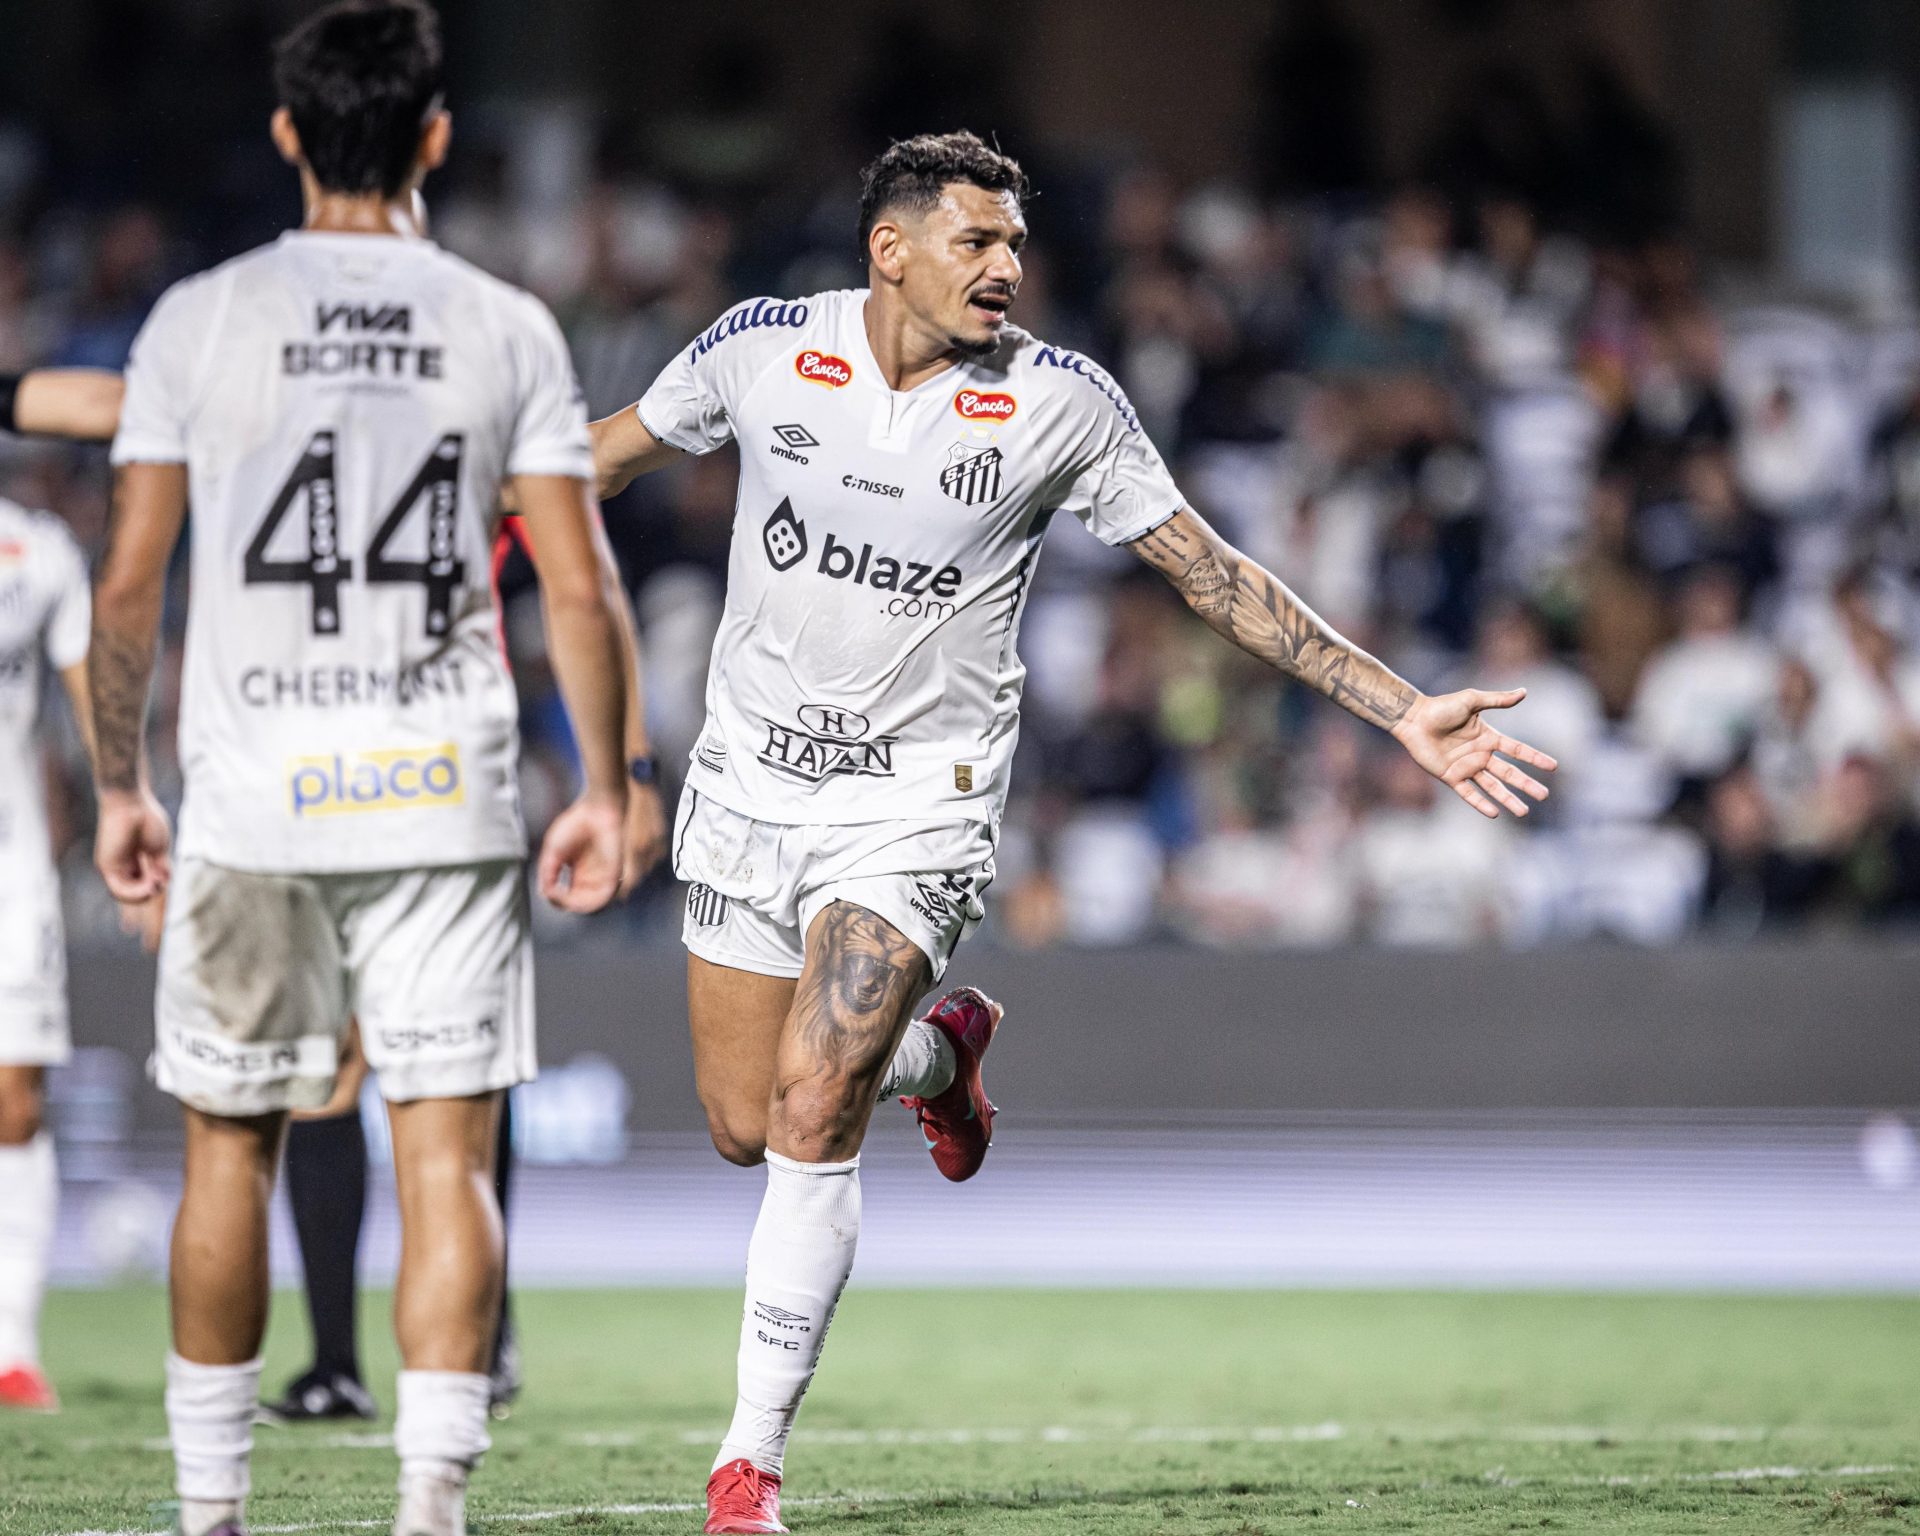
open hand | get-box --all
[1389,688,1557,819]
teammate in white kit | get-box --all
[592,132,1560,1534]
[0,471,93,1413]
[89,6,629,1535]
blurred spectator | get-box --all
[1354,752,1511,947]
[1631,565,1776,782]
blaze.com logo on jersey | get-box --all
[286,743,466,819]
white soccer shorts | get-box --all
[673,789,995,982]
[155,856,535,1115]
[0,880,69,1066]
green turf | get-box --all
[7,1287,1920,1534]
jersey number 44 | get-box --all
[243,428,469,639]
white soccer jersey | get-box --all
[638,288,1185,825]
[112,231,592,873]
[0,499,89,885]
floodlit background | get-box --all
[6,0,1920,1289]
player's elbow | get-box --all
[92,565,163,621]
[541,566,617,624]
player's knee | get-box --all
[769,1077,866,1161]
[706,1114,767,1167]
[0,1082,45,1144]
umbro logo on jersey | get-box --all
[686,883,730,927]
[762,499,809,571]
[770,423,818,465]
[940,443,1004,506]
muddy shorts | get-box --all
[154,856,534,1116]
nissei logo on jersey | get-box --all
[287,743,465,819]
[953,389,1017,421]
[687,298,810,364]
[1031,345,1140,431]
[795,350,853,388]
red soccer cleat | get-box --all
[704,1459,786,1534]
[0,1363,58,1412]
[900,985,1003,1182]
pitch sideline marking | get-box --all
[73,1421,1842,1455]
[56,1491,906,1536]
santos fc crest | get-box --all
[939,443,1003,507]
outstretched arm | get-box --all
[1129,507,1556,819]
[590,409,684,500]
[6,369,125,441]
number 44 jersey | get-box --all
[637,288,1187,828]
[112,231,592,873]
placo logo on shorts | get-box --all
[795,350,852,388]
[953,389,1016,421]
[287,743,466,818]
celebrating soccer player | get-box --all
[591,130,1557,1534]
[90,5,630,1535]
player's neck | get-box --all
[299,186,424,239]
[861,291,957,393]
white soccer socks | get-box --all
[877,1018,955,1103]
[0,1130,56,1367]
[715,1151,861,1477]
[166,1353,262,1536]
[392,1369,492,1536]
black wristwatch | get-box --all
[628,754,661,787]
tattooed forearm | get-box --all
[90,463,184,794]
[1131,511,1417,730]
[88,621,155,792]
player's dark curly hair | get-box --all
[857,131,1029,249]
[273,0,444,199]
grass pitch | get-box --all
[7,1287,1920,1534]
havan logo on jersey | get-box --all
[758,703,898,784]
[286,742,465,819]
[940,443,1004,506]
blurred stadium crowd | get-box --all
[9,38,1920,952]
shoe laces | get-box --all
[710,1459,777,1514]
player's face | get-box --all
[902,183,1026,359]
